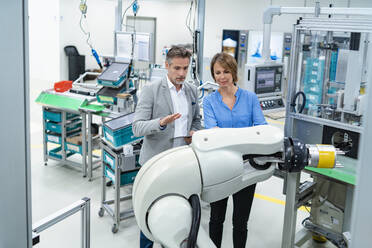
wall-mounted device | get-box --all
[242,62,285,112]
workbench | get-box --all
[36,90,107,181]
[282,155,357,248]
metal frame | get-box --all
[32,198,91,248]
[282,19,372,248]
[99,140,140,233]
[349,28,372,248]
[0,1,32,246]
[42,107,100,181]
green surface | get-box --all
[36,92,104,114]
[305,167,356,185]
[36,92,86,112]
[305,156,357,185]
[79,103,105,112]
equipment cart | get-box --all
[98,113,142,233]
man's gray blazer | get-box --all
[132,77,202,165]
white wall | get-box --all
[123,0,193,64]
[29,0,372,83]
[59,0,193,80]
[59,0,116,80]
[29,0,60,84]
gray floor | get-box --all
[30,80,335,248]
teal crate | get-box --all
[96,83,127,105]
[96,95,116,105]
[43,109,79,122]
[97,63,129,87]
[103,150,141,170]
[97,73,127,87]
[103,113,142,147]
[49,146,75,159]
[45,119,82,134]
[65,142,83,154]
[45,130,81,144]
[104,163,139,186]
[45,133,62,144]
[103,150,116,168]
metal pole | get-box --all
[82,112,87,177]
[81,204,85,248]
[350,33,372,248]
[42,106,48,165]
[197,0,205,80]
[281,172,300,248]
[61,111,66,161]
[88,112,93,180]
[81,197,90,248]
[115,0,123,32]
[115,152,121,230]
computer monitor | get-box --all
[255,68,277,95]
[242,63,283,98]
[115,31,153,63]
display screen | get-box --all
[255,69,277,95]
[256,70,275,89]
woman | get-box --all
[203,52,267,248]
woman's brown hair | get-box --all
[210,52,238,83]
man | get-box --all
[132,46,202,248]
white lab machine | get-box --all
[242,62,285,113]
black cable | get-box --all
[291,91,306,113]
[187,194,201,248]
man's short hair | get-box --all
[210,52,238,83]
[166,46,192,64]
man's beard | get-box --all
[175,78,185,84]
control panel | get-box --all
[259,97,285,112]
[283,33,292,57]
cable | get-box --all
[78,1,102,69]
[121,0,137,26]
[187,194,201,248]
[291,91,306,113]
[185,1,194,36]
[79,12,92,49]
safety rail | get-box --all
[32,197,90,248]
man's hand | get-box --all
[184,130,196,145]
[159,113,181,127]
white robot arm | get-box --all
[133,125,339,248]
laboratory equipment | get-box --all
[242,62,285,112]
[115,31,153,63]
[222,29,249,85]
[132,125,341,247]
[222,30,248,68]
[97,62,130,88]
[283,16,372,247]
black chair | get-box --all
[64,45,85,81]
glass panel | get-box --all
[293,29,369,127]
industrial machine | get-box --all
[222,29,249,86]
[133,125,341,248]
[242,62,285,112]
[282,16,372,247]
[222,29,249,69]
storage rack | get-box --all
[42,106,101,179]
